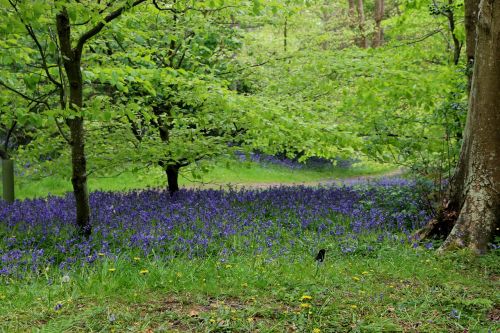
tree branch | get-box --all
[76,0,147,54]
[7,0,62,88]
[0,79,47,105]
[216,55,293,76]
[4,121,17,156]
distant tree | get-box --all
[355,0,368,48]
[372,0,384,47]
[88,2,252,194]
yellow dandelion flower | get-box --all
[139,269,149,275]
[133,257,140,261]
[300,303,312,308]
[301,295,313,301]
[313,329,321,333]
[98,253,105,256]
[210,318,216,323]
[350,305,358,309]
[247,317,254,323]
[352,276,360,281]
[362,271,369,275]
[108,268,116,272]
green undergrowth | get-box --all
[1,246,498,332]
[7,160,394,200]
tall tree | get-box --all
[56,1,146,236]
[418,0,500,253]
[372,0,384,47]
[355,0,368,48]
[1,0,147,236]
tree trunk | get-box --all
[439,0,500,253]
[2,159,15,203]
[355,0,368,48]
[372,0,384,47]
[418,0,500,253]
[56,9,91,237]
[348,0,355,17]
[166,164,180,195]
[284,17,288,53]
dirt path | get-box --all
[184,168,404,190]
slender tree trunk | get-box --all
[284,17,288,53]
[355,0,368,48]
[154,106,182,195]
[166,164,180,195]
[372,0,384,47]
[56,9,91,237]
[348,0,356,17]
[418,0,500,253]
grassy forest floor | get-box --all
[0,162,498,333]
[2,247,498,332]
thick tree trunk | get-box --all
[355,0,368,48]
[372,0,384,47]
[56,9,91,237]
[439,0,500,253]
[418,0,500,253]
[166,164,180,195]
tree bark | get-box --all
[372,0,384,47]
[355,0,368,48]
[418,0,500,253]
[56,9,91,237]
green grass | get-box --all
[7,159,394,199]
[1,247,498,332]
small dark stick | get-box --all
[314,249,326,277]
